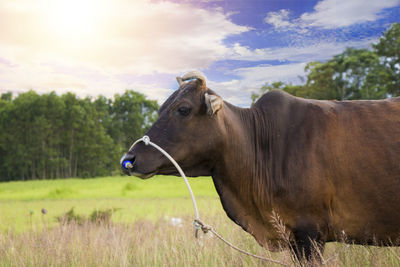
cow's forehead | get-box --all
[158,81,201,114]
[177,81,199,97]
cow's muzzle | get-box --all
[120,152,157,179]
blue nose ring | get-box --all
[122,160,134,170]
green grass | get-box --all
[0,176,217,200]
[2,176,400,266]
[0,176,220,232]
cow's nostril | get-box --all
[120,153,136,170]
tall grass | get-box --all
[2,214,400,266]
[2,177,400,266]
[0,214,289,266]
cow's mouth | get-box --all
[129,167,179,179]
[130,171,157,179]
[157,166,182,176]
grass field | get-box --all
[0,176,219,232]
[1,176,400,266]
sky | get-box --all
[0,0,399,107]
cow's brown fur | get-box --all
[122,80,400,262]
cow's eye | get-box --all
[177,106,191,116]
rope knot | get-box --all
[142,135,150,146]
[194,219,211,234]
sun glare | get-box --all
[48,0,106,40]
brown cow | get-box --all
[120,71,400,262]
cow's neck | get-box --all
[210,102,281,243]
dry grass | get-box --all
[0,214,290,267]
[1,214,400,267]
[2,178,400,266]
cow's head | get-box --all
[120,71,225,179]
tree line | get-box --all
[252,23,400,103]
[0,90,158,181]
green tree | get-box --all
[305,48,384,100]
[251,82,286,104]
[0,89,158,181]
[373,23,400,96]
[251,23,400,102]
[304,61,341,99]
[1,92,12,102]
[251,81,306,105]
[111,90,158,151]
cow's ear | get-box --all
[204,92,223,115]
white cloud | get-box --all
[264,9,294,30]
[130,85,172,104]
[0,60,173,102]
[265,0,400,31]
[1,0,397,107]
[208,63,307,107]
[233,63,307,84]
[229,38,376,62]
[215,0,396,107]
[300,0,400,29]
[0,0,249,74]
[212,37,377,107]
[0,0,249,101]
[208,79,243,103]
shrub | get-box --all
[56,208,85,225]
[89,208,119,225]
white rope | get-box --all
[129,136,199,220]
[127,136,288,266]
